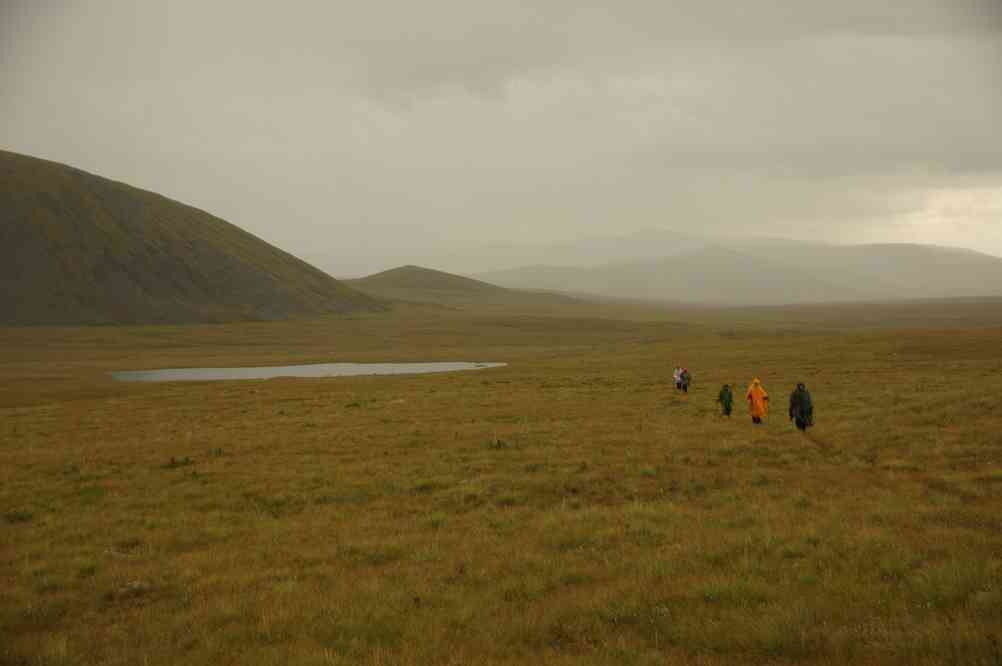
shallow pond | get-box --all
[112,362,506,382]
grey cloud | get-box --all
[2,0,1001,273]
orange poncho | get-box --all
[746,378,769,418]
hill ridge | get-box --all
[0,150,383,324]
[475,237,1002,305]
[353,265,503,292]
[347,264,576,307]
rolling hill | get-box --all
[477,236,1002,305]
[0,151,383,324]
[346,265,577,307]
[731,240,1002,301]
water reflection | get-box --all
[113,362,506,382]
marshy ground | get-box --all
[2,301,1001,665]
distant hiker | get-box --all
[717,384,733,416]
[746,378,769,424]
[679,368,692,393]
[789,383,814,432]
[673,366,682,390]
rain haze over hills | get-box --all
[3,1,1001,284]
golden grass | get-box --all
[2,301,1001,665]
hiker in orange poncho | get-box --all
[746,378,769,424]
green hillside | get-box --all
[0,151,383,324]
[347,265,577,307]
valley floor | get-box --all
[2,302,1001,665]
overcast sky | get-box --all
[3,0,1001,274]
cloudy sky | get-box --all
[3,0,1001,274]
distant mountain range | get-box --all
[5,149,1000,323]
[0,151,382,324]
[474,233,1002,305]
[346,265,576,307]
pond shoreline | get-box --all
[112,361,507,382]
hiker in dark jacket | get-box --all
[789,383,814,431]
[717,384,733,416]
[679,368,691,393]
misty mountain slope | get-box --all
[478,244,862,305]
[611,247,863,303]
[477,235,1002,305]
[731,241,1002,300]
[347,265,577,306]
[468,229,710,271]
[0,151,383,325]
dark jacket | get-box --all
[789,385,814,427]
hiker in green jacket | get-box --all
[717,384,734,417]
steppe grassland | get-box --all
[2,301,1001,665]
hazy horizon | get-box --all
[323,227,1002,279]
[4,1,1001,276]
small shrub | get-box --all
[115,537,143,552]
[412,479,445,494]
[496,493,521,507]
[339,543,406,567]
[685,481,707,497]
[5,509,33,524]
[699,579,772,608]
[245,493,305,518]
[163,456,193,469]
[427,511,447,528]
[76,486,106,503]
[102,579,154,604]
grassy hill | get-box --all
[0,151,383,324]
[347,265,576,307]
[477,238,1002,305]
